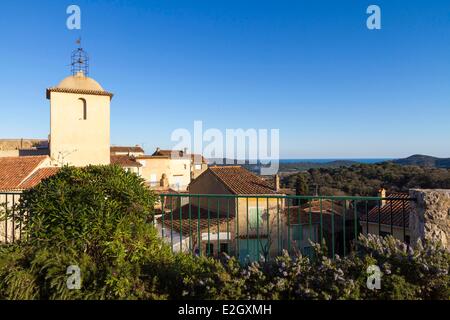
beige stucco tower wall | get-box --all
[46,71,113,166]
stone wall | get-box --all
[409,189,450,250]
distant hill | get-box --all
[0,139,47,151]
[207,158,358,173]
[391,155,450,168]
[278,160,358,172]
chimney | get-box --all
[379,188,387,207]
[273,174,280,192]
[156,147,160,154]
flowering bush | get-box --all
[168,235,449,300]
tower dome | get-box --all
[56,71,105,92]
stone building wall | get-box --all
[409,189,450,250]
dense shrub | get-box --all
[0,165,168,299]
[17,165,157,254]
[167,235,449,300]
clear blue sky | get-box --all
[1,0,449,159]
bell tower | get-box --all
[46,45,113,167]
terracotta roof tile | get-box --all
[152,149,186,158]
[157,204,231,237]
[110,146,144,154]
[110,155,142,168]
[18,167,60,189]
[360,193,411,228]
[0,156,48,191]
[208,166,277,195]
[152,149,207,163]
[286,200,345,225]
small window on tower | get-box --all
[79,98,87,120]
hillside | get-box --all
[0,139,46,151]
[278,160,357,172]
[281,162,450,196]
[391,154,450,168]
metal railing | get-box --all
[0,192,413,262]
[155,194,413,262]
[0,192,24,243]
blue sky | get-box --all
[0,0,449,158]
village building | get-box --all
[0,156,60,242]
[156,166,286,261]
[110,146,145,157]
[285,200,347,256]
[359,189,411,243]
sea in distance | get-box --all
[279,158,393,164]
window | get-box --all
[195,164,202,170]
[173,175,182,190]
[291,224,318,253]
[292,224,318,241]
[205,243,214,256]
[247,207,264,231]
[79,98,87,120]
[220,243,229,254]
[150,174,158,187]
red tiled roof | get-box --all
[157,204,231,236]
[152,149,207,163]
[152,149,186,159]
[110,146,144,154]
[286,200,345,225]
[208,166,277,195]
[360,193,411,228]
[0,156,48,191]
[18,167,60,189]
[110,155,142,168]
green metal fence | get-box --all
[0,191,413,262]
[155,193,413,262]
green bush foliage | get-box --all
[17,165,157,253]
[2,234,447,300]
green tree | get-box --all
[295,174,309,196]
[0,165,171,299]
[16,165,157,255]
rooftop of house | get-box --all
[0,156,57,191]
[110,155,142,168]
[157,204,231,237]
[18,167,60,190]
[359,193,411,228]
[285,199,345,224]
[206,166,278,195]
[151,148,207,163]
[110,146,145,154]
